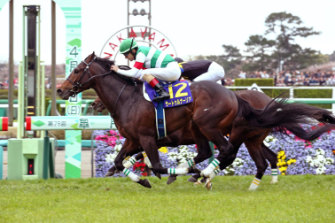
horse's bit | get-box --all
[66,56,97,96]
[66,56,127,115]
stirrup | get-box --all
[153,93,170,102]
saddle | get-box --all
[143,80,193,139]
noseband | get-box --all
[65,56,127,116]
[66,56,97,95]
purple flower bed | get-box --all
[94,127,335,177]
[93,130,126,177]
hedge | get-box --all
[232,78,332,109]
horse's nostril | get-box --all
[56,89,62,95]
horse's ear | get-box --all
[92,51,95,56]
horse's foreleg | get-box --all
[169,125,213,184]
[200,133,231,178]
[105,166,117,177]
[262,143,278,184]
[122,152,146,168]
[140,136,188,176]
[105,146,141,177]
[200,141,234,185]
[201,137,242,186]
[113,140,151,187]
[167,158,201,184]
[114,148,141,182]
[140,136,167,176]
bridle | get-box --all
[66,56,112,96]
[66,55,127,116]
[66,56,97,95]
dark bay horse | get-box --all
[58,53,241,187]
[93,89,335,190]
[57,52,335,188]
[91,93,278,189]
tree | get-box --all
[220,44,243,76]
[289,48,327,70]
[244,35,276,72]
[195,45,243,77]
[264,11,321,70]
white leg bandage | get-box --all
[249,178,261,191]
[168,168,188,175]
[123,156,137,169]
[177,158,195,169]
[208,167,221,180]
[271,168,278,184]
[142,152,152,168]
[123,168,140,182]
[201,159,220,177]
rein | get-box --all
[67,55,129,116]
[111,83,127,117]
[66,56,112,95]
[81,71,112,86]
[66,58,95,95]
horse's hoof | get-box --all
[167,176,177,184]
[105,170,115,177]
[188,176,198,182]
[193,178,203,186]
[152,171,161,179]
[205,179,212,191]
[155,173,161,179]
[200,177,206,183]
[137,179,152,188]
[193,181,202,186]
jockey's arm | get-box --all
[117,66,141,79]
[116,52,146,79]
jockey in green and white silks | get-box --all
[111,38,181,102]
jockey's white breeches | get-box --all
[193,61,225,83]
[140,62,181,82]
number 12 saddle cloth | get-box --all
[143,80,193,139]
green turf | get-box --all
[0,175,334,223]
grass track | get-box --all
[0,175,334,223]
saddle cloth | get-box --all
[143,80,193,139]
[143,80,193,108]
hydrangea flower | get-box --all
[306,148,334,174]
[93,124,335,177]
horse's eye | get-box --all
[74,68,79,74]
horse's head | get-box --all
[57,52,100,99]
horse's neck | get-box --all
[93,75,142,119]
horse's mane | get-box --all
[95,57,142,86]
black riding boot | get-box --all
[153,83,170,102]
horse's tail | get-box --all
[236,96,335,141]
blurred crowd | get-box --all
[236,69,335,86]
[1,70,335,89]
[0,75,17,89]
